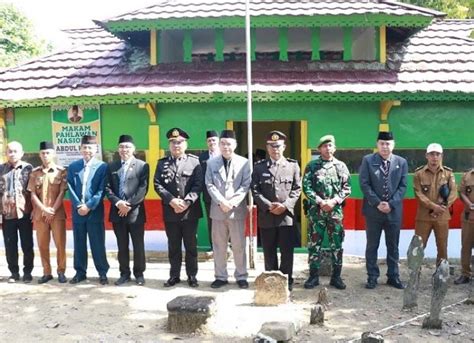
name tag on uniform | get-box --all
[262,173,271,177]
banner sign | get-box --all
[51,105,102,166]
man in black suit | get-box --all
[199,130,220,250]
[154,128,203,288]
[106,135,149,286]
[359,131,408,290]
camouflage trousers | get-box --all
[307,213,345,270]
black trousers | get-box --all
[113,221,146,277]
[204,201,213,249]
[165,220,198,278]
[260,226,294,283]
[2,216,34,275]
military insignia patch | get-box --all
[423,186,429,193]
[467,186,472,194]
[172,129,179,137]
[271,133,279,141]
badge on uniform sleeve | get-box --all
[422,186,429,193]
[467,186,472,194]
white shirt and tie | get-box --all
[81,158,94,203]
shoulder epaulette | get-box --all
[32,166,42,171]
[255,159,266,165]
[287,158,297,163]
[56,165,65,171]
[159,156,169,161]
[187,154,198,159]
[415,166,424,172]
[443,166,453,171]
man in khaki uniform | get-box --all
[414,143,457,264]
[454,168,474,284]
[28,141,67,284]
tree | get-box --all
[0,3,48,68]
[402,0,473,19]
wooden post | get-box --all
[343,27,352,61]
[278,28,288,62]
[183,30,193,63]
[311,27,321,61]
[215,28,224,62]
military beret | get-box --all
[318,134,335,148]
[81,135,97,145]
[220,130,236,139]
[377,131,394,141]
[206,130,218,138]
[118,134,134,144]
[266,130,287,143]
[39,141,54,150]
[167,127,189,140]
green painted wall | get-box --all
[6,104,149,151]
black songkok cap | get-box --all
[206,130,218,138]
[118,134,134,144]
[81,135,97,145]
[166,128,189,140]
[220,130,236,139]
[377,131,394,141]
[39,141,54,150]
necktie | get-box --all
[381,159,390,201]
[119,161,127,199]
[82,163,90,203]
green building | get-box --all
[0,1,472,254]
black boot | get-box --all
[304,269,319,289]
[330,265,346,290]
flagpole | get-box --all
[245,0,256,269]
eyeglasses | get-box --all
[267,144,283,149]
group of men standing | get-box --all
[0,128,472,290]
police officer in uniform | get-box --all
[302,135,351,290]
[154,128,203,288]
[28,141,67,284]
[251,131,301,291]
[454,166,474,284]
[414,143,457,265]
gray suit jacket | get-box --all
[205,154,251,220]
[359,153,408,221]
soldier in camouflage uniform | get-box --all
[302,135,351,290]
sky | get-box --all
[2,0,159,47]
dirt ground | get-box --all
[0,251,472,342]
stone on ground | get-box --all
[167,295,216,333]
[258,321,296,342]
[255,271,289,306]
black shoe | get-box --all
[164,277,181,287]
[187,276,199,288]
[454,275,470,285]
[69,274,87,284]
[135,276,145,286]
[330,266,346,290]
[58,273,67,284]
[304,269,319,289]
[387,277,405,289]
[99,276,109,285]
[8,273,20,283]
[237,280,249,289]
[38,275,53,284]
[114,275,131,286]
[365,278,377,289]
[23,273,33,283]
[210,279,228,289]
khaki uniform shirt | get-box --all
[27,164,67,222]
[414,164,457,221]
[0,161,33,219]
[459,168,474,222]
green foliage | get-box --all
[0,3,48,68]
[402,0,473,18]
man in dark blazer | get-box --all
[106,135,149,286]
[359,131,408,289]
[251,131,301,291]
[199,130,220,250]
[67,135,109,285]
[154,128,203,288]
